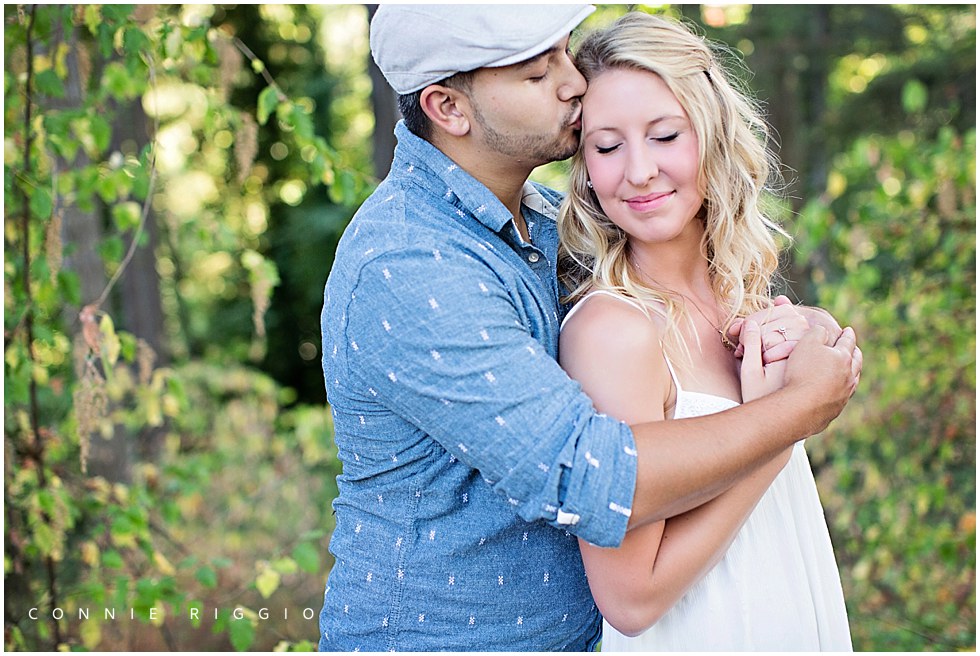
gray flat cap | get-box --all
[370,4,596,95]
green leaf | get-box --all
[37,489,56,515]
[57,270,82,305]
[102,5,135,23]
[902,79,928,114]
[228,615,255,651]
[89,114,112,153]
[96,23,116,58]
[102,550,124,569]
[102,61,138,100]
[196,566,218,589]
[122,26,151,57]
[29,186,53,220]
[257,86,280,126]
[96,167,128,202]
[288,103,315,140]
[34,69,64,98]
[111,201,142,231]
[291,541,320,574]
[99,235,125,264]
[33,522,57,557]
[100,313,121,367]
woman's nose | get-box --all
[625,146,660,187]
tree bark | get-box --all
[111,96,168,464]
[366,4,398,178]
[50,21,137,483]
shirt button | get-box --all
[527,252,540,263]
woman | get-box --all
[557,12,852,651]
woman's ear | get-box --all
[420,85,471,137]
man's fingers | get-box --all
[799,324,829,346]
[773,295,792,307]
[834,326,857,354]
[851,345,863,388]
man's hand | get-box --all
[778,324,862,437]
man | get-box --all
[317,5,860,651]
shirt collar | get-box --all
[392,121,560,231]
[521,181,561,221]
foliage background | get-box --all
[3,3,975,651]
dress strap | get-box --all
[562,290,685,395]
[561,289,648,328]
[661,352,684,395]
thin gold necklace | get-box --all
[629,256,736,351]
[680,292,722,332]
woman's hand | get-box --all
[738,320,787,402]
[726,297,827,364]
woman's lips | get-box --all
[625,191,674,212]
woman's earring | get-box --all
[586,180,593,189]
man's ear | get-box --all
[420,85,471,137]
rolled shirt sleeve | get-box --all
[337,244,636,548]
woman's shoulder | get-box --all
[560,290,667,353]
[558,289,676,423]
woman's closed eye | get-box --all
[594,132,681,154]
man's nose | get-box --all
[558,54,588,102]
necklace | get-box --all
[629,255,736,351]
[681,293,722,332]
[681,293,737,352]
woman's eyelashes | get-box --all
[593,133,681,155]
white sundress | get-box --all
[562,291,852,652]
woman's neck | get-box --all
[629,233,714,303]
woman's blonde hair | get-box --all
[558,12,790,365]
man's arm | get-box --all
[627,324,859,528]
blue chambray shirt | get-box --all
[318,122,637,651]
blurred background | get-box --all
[4,3,974,651]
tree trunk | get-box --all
[748,5,833,303]
[112,96,169,464]
[48,22,135,483]
[366,4,398,178]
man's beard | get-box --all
[473,102,581,166]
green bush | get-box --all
[796,126,975,650]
